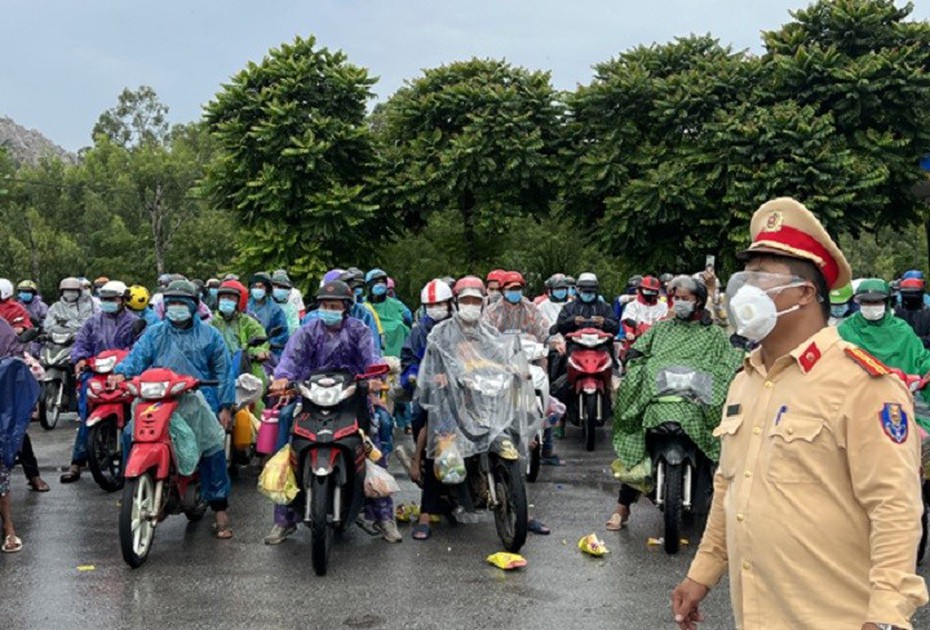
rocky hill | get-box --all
[0,116,76,166]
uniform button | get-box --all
[787,427,794,435]
[752,427,761,435]
[744,471,752,478]
[764,381,773,389]
[736,513,745,522]
[742,561,751,571]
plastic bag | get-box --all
[433,434,466,485]
[486,552,527,570]
[364,459,400,498]
[611,458,655,494]
[258,445,299,505]
[578,533,610,556]
[168,416,200,476]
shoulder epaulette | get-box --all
[844,346,891,378]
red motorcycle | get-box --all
[85,349,132,492]
[565,327,614,451]
[118,368,213,568]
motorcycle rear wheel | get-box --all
[493,459,528,553]
[663,462,683,555]
[120,472,158,568]
[39,382,60,430]
[310,475,334,576]
[88,420,124,492]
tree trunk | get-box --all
[459,190,477,265]
[146,183,166,275]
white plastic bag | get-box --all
[364,459,400,498]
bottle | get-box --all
[359,429,383,462]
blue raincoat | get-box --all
[248,298,290,357]
[0,358,40,468]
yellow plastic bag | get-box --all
[578,533,610,556]
[611,458,655,494]
[486,552,527,570]
[257,445,298,505]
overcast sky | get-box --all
[2,0,928,151]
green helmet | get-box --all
[854,278,890,302]
[828,283,853,305]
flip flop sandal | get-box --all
[2,535,23,553]
[411,523,432,541]
[605,513,626,531]
[528,519,551,535]
[213,522,234,540]
[28,479,50,492]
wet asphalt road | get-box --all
[4,417,930,630]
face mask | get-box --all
[487,290,502,303]
[18,292,34,303]
[165,304,192,324]
[272,287,290,302]
[318,309,343,327]
[218,298,237,316]
[504,290,523,304]
[673,300,695,319]
[551,289,568,302]
[208,288,218,299]
[580,291,596,303]
[458,304,482,323]
[830,304,848,319]
[642,292,658,304]
[860,304,886,322]
[902,295,923,310]
[354,287,364,299]
[426,305,450,322]
[568,287,577,298]
[99,300,120,314]
[371,283,388,297]
[63,290,80,303]
[727,284,802,342]
[250,287,266,301]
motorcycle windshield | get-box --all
[655,366,713,405]
[415,320,538,460]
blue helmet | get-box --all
[365,268,388,285]
[903,270,924,280]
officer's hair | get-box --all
[749,254,830,322]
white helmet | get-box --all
[98,280,128,299]
[0,278,13,300]
[420,279,454,305]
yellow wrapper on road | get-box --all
[578,533,610,556]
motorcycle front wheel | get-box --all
[120,472,158,568]
[583,393,598,452]
[39,381,61,430]
[493,458,528,553]
[663,462,684,555]
[88,419,124,492]
[310,474,334,576]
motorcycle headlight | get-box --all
[51,332,71,345]
[93,355,118,374]
[140,381,169,400]
[578,333,602,348]
[306,383,343,407]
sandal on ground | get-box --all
[412,523,432,540]
[528,518,551,535]
[213,520,234,540]
[2,534,23,553]
[28,477,50,492]
[606,513,626,531]
[540,454,563,466]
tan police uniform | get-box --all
[686,198,929,629]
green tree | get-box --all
[203,36,378,285]
[373,58,562,264]
[92,85,170,148]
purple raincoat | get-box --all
[274,317,379,382]
[70,309,139,363]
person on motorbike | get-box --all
[365,268,412,358]
[608,276,743,531]
[0,279,34,332]
[301,269,384,355]
[211,280,270,409]
[45,277,96,335]
[270,270,300,334]
[659,272,674,301]
[247,273,290,358]
[896,278,930,349]
[147,273,173,314]
[900,270,930,308]
[486,269,506,302]
[203,278,221,311]
[126,284,160,328]
[273,268,306,320]
[552,273,620,338]
[537,274,570,326]
[838,279,930,385]
[15,280,47,328]
[620,275,668,339]
[613,275,643,321]
[266,280,398,544]
[109,280,235,539]
[401,280,454,401]
[828,283,856,326]
[60,281,141,484]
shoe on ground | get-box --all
[376,519,403,543]
[264,524,297,545]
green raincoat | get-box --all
[613,317,743,467]
[211,312,270,412]
[370,297,411,358]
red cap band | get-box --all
[752,224,840,288]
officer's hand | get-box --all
[671,578,708,630]
[218,408,232,430]
[74,360,87,377]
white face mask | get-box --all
[426,305,450,322]
[457,304,482,323]
[672,300,695,319]
[727,284,802,342]
[860,304,886,321]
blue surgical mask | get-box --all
[830,304,847,319]
[218,298,237,316]
[371,284,388,297]
[580,291,596,303]
[318,309,343,327]
[99,300,120,314]
[568,287,577,297]
[272,287,290,302]
[208,288,218,299]
[551,289,568,301]
[166,304,192,323]
[251,287,267,301]
[354,287,364,299]
[504,290,523,304]
[18,292,34,304]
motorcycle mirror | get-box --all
[357,363,390,380]
[18,328,39,344]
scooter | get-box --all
[564,327,614,451]
[224,333,272,470]
[38,327,77,430]
[519,336,549,482]
[118,368,215,568]
[287,363,389,576]
[85,349,132,492]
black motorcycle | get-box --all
[38,327,78,430]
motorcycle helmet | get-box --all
[549,274,568,290]
[271,270,292,289]
[365,268,389,286]
[639,275,661,297]
[453,276,486,300]
[98,280,128,299]
[218,280,248,312]
[854,278,890,303]
[316,280,354,308]
[501,271,525,289]
[829,283,854,305]
[0,278,13,301]
[420,279,454,305]
[249,272,273,292]
[486,269,507,285]
[903,270,924,281]
[323,269,346,285]
[17,280,38,294]
[127,285,151,310]
[659,272,674,286]
[577,272,599,291]
[93,276,110,289]
[59,277,82,293]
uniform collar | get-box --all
[745,325,839,376]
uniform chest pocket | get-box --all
[712,415,744,480]
[767,414,828,484]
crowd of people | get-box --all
[0,196,929,628]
